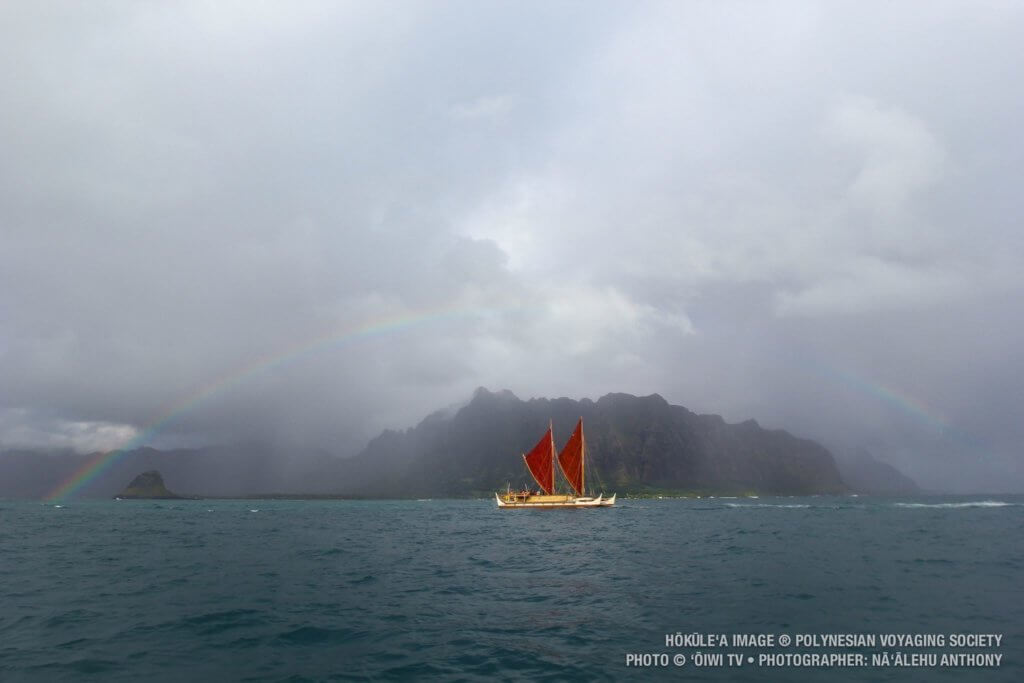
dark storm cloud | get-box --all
[2,2,1022,490]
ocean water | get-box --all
[1,496,1021,681]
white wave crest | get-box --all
[725,503,811,509]
[893,501,1015,509]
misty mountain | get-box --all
[834,448,921,495]
[337,388,850,496]
[117,470,181,499]
[0,445,344,500]
[1,389,923,499]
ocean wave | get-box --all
[893,501,1016,509]
[725,503,811,509]
[3,497,1022,681]
[275,625,366,645]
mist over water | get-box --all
[3,2,1024,493]
[4,6,1022,680]
[1,496,1020,681]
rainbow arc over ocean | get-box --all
[803,352,985,450]
[45,308,983,501]
[45,304,491,502]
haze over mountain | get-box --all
[833,448,920,496]
[117,470,181,500]
[0,389,925,499]
[341,389,850,497]
[2,4,1023,492]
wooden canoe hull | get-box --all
[495,492,615,508]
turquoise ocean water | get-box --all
[1,496,1021,681]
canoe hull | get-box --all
[495,492,615,508]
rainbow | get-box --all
[46,310,984,500]
[807,358,984,450]
[44,304,497,502]
[819,364,950,432]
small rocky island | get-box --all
[117,470,182,499]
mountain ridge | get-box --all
[338,388,850,496]
[0,388,916,498]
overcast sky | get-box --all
[2,1,1022,491]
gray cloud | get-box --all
[2,1,1022,490]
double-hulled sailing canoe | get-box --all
[495,419,616,508]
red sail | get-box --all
[522,427,555,494]
[558,419,585,496]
